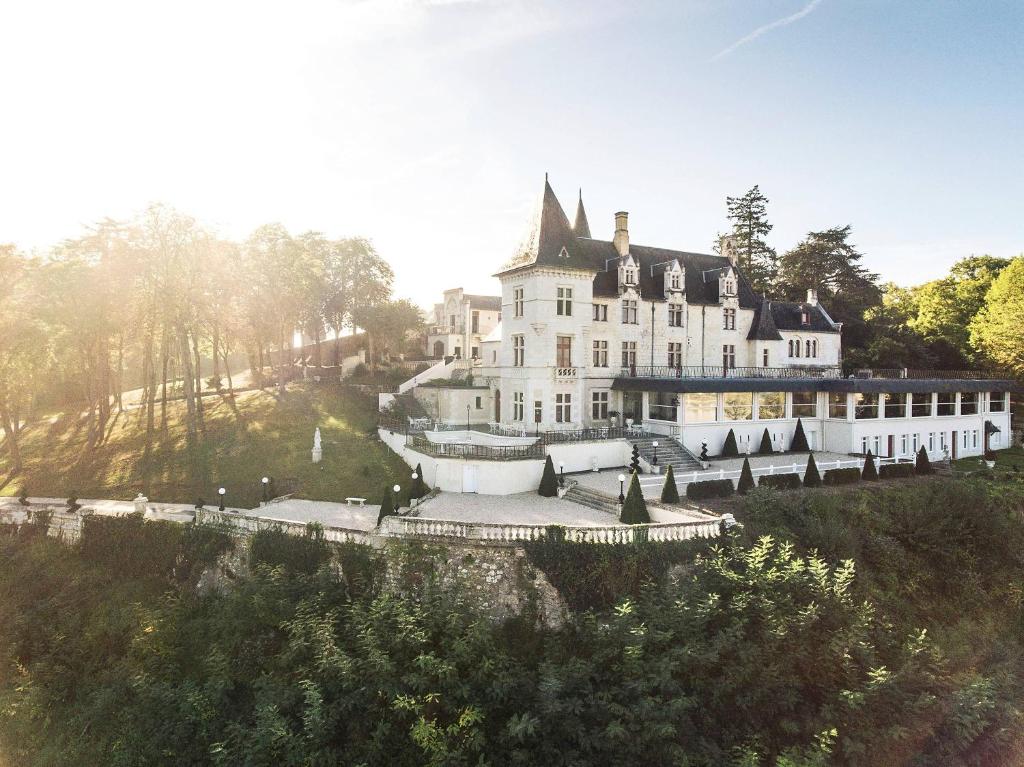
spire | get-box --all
[497,175,579,274]
[573,188,592,238]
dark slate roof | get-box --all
[747,298,783,340]
[497,177,583,274]
[465,294,501,312]
[612,377,1024,394]
[573,191,592,238]
[770,301,839,333]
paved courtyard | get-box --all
[241,499,381,531]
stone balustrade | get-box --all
[195,508,369,544]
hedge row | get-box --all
[686,479,735,500]
[879,463,915,479]
[823,467,861,486]
[759,473,802,490]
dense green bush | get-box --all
[721,428,739,458]
[790,418,809,452]
[757,428,774,455]
[687,478,735,500]
[862,449,879,481]
[249,523,330,575]
[823,467,861,485]
[538,455,558,497]
[879,463,915,479]
[759,473,802,490]
[916,445,933,474]
[620,472,650,524]
[804,452,822,487]
[737,458,755,495]
[660,464,680,503]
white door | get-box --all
[808,431,817,450]
[462,464,478,493]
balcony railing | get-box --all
[849,368,1003,380]
[554,367,578,379]
[407,434,545,461]
[618,365,843,380]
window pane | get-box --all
[685,393,717,423]
[936,392,955,416]
[828,393,847,419]
[649,391,678,421]
[912,393,932,417]
[757,392,785,419]
[960,392,977,415]
[791,391,817,418]
[989,392,1006,412]
[883,393,906,418]
[854,393,879,419]
[723,393,753,421]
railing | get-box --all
[637,455,913,487]
[406,434,545,461]
[427,324,459,335]
[619,365,843,379]
[195,508,369,544]
[554,367,578,379]
[539,425,637,444]
[849,368,1005,380]
[379,515,721,544]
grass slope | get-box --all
[0,382,408,508]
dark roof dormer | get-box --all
[747,297,783,340]
[662,259,684,298]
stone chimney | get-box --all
[613,211,629,257]
[806,288,818,306]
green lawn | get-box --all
[0,382,409,508]
[953,445,1024,473]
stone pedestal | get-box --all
[312,447,322,464]
[133,494,148,515]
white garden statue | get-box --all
[312,427,323,464]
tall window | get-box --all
[723,308,736,330]
[670,272,680,289]
[555,393,572,423]
[685,393,717,422]
[650,392,678,421]
[513,287,524,318]
[854,393,879,419]
[911,393,932,417]
[556,336,572,367]
[622,299,638,324]
[512,335,524,367]
[592,340,608,367]
[593,303,607,321]
[757,392,785,420]
[989,392,1006,412]
[512,392,524,421]
[804,339,812,357]
[936,392,955,416]
[723,392,753,420]
[762,348,769,367]
[788,340,794,357]
[883,393,906,418]
[621,341,637,368]
[722,344,736,369]
[667,342,683,367]
[556,287,572,316]
[828,393,848,419]
[723,277,735,295]
[591,391,609,420]
[791,392,817,418]
[624,267,636,285]
[471,311,479,333]
[811,339,818,357]
[668,304,683,327]
[960,392,978,415]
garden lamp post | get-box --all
[618,473,625,505]
[466,404,470,432]
[559,461,565,489]
[261,476,269,505]
[393,483,402,511]
[652,440,659,465]
[218,487,226,511]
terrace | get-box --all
[615,365,1004,381]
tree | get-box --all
[630,444,641,474]
[722,429,739,458]
[737,458,755,495]
[660,465,680,503]
[790,419,809,452]
[804,452,822,487]
[916,446,933,475]
[725,185,777,294]
[619,472,650,524]
[969,256,1024,376]
[355,299,424,365]
[758,429,774,455]
[376,485,395,525]
[539,456,558,497]
[861,449,878,481]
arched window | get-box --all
[794,339,802,358]
[788,340,794,357]
[805,340,812,357]
[812,340,818,357]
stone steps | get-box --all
[563,485,621,516]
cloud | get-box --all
[711,0,823,61]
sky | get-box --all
[1,0,1022,308]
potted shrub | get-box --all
[608,409,620,427]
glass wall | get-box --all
[684,393,717,423]
[936,392,956,417]
[757,392,785,419]
[649,391,678,422]
[883,393,906,418]
[723,392,753,421]
[854,393,879,419]
[791,392,817,418]
[828,393,847,419]
[960,392,978,415]
[989,392,1006,412]
[911,393,932,417]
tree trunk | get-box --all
[0,398,22,474]
[192,329,205,431]
[314,325,322,369]
[222,347,234,395]
[212,322,221,384]
[278,327,288,397]
[160,334,170,431]
[178,332,198,450]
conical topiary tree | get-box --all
[862,449,879,481]
[722,429,739,458]
[737,457,755,495]
[660,464,680,503]
[620,472,650,524]
[804,452,822,487]
[376,485,395,526]
[630,443,641,474]
[539,455,559,497]
[410,463,430,499]
[758,428,774,455]
[915,445,933,475]
[790,418,809,452]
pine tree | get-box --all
[726,185,778,295]
[737,458,755,495]
[630,443,641,474]
[804,452,822,487]
[722,429,739,458]
[376,485,395,526]
[410,463,430,499]
[620,472,650,524]
[862,449,879,481]
[758,428,774,455]
[915,445,933,475]
[539,455,559,497]
[660,464,680,503]
[790,418,809,452]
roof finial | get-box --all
[545,171,548,182]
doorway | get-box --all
[623,391,643,423]
[432,340,444,358]
[494,390,500,422]
[952,430,958,460]
[462,464,478,493]
[887,434,895,458]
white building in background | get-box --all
[425,288,501,360]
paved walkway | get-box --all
[240,499,380,531]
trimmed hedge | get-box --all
[823,467,861,486]
[879,463,915,479]
[737,458,755,495]
[539,455,558,497]
[790,418,809,452]
[687,479,735,500]
[759,473,802,490]
[862,449,879,481]
[721,429,739,458]
[804,453,822,487]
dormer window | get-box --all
[670,273,680,290]
[724,278,735,296]
[624,268,636,285]
[800,309,810,325]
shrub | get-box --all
[862,449,879,481]
[249,524,330,575]
[80,514,183,579]
[916,446,933,475]
[737,458,755,495]
[630,444,641,474]
[620,472,650,524]
[758,428,774,455]
[759,473,802,490]
[660,465,680,503]
[823,467,861,486]
[687,478,735,500]
[804,452,822,487]
[790,418,809,452]
[879,463,915,479]
[410,463,430,499]
[377,485,395,524]
[721,429,739,458]
[539,456,558,497]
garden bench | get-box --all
[345,497,367,506]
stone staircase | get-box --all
[629,436,702,474]
[563,485,621,516]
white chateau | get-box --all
[386,178,1014,493]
